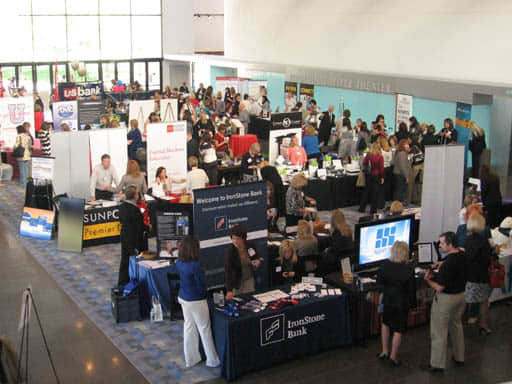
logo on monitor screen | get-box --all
[375,226,396,249]
[260,314,285,346]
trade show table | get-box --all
[212,285,352,381]
[326,272,434,342]
[129,256,177,317]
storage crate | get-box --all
[111,287,142,323]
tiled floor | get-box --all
[1,181,511,384]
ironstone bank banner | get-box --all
[193,182,268,289]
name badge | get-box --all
[248,158,252,163]
[248,248,256,257]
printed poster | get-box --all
[0,96,35,147]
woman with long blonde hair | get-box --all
[278,240,303,283]
[293,220,319,271]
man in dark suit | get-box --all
[318,104,335,146]
[118,185,144,286]
[186,127,200,160]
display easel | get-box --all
[160,100,176,122]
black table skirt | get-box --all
[212,287,352,381]
[303,175,360,211]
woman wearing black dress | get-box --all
[376,241,416,367]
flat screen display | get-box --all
[356,216,412,268]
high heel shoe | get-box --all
[377,352,389,360]
[479,327,492,335]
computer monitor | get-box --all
[354,215,414,270]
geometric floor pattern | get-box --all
[0,181,219,384]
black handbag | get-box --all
[12,145,24,158]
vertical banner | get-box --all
[395,94,413,131]
[128,100,155,131]
[299,83,314,109]
[284,82,298,112]
[52,100,78,131]
[0,96,35,147]
[455,102,472,167]
[193,183,268,289]
[160,98,179,122]
[146,121,187,190]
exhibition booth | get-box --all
[6,77,511,382]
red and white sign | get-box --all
[0,96,35,147]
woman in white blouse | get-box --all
[153,166,169,197]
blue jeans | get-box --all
[17,159,29,186]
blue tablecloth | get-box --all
[212,287,352,381]
[128,256,177,316]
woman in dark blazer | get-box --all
[480,165,502,228]
[278,240,305,284]
[224,225,261,300]
[376,241,416,367]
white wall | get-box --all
[162,0,224,55]
[225,0,512,86]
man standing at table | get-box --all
[423,232,467,372]
[90,154,119,201]
[318,104,336,147]
[118,185,144,286]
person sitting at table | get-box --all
[302,125,321,162]
[278,240,305,284]
[241,143,264,182]
[175,236,220,368]
[286,135,308,168]
[388,201,404,217]
[285,173,316,227]
[376,241,416,367]
[90,154,120,201]
[127,119,143,161]
[214,124,229,157]
[153,166,170,198]
[186,156,209,194]
[199,132,218,186]
[118,185,145,286]
[330,208,354,258]
[294,220,319,272]
[117,159,148,196]
[225,225,261,299]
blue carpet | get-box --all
[0,182,220,384]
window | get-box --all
[100,16,131,60]
[148,61,160,90]
[0,16,33,62]
[117,62,130,85]
[66,0,98,15]
[1,67,16,95]
[131,16,161,59]
[52,64,67,83]
[131,0,161,15]
[102,63,115,91]
[32,0,65,15]
[99,0,130,15]
[86,64,99,82]
[67,16,100,60]
[19,66,34,93]
[36,65,51,92]
[33,16,67,61]
[133,62,146,90]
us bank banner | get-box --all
[58,82,104,101]
[193,182,268,289]
[0,96,35,147]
